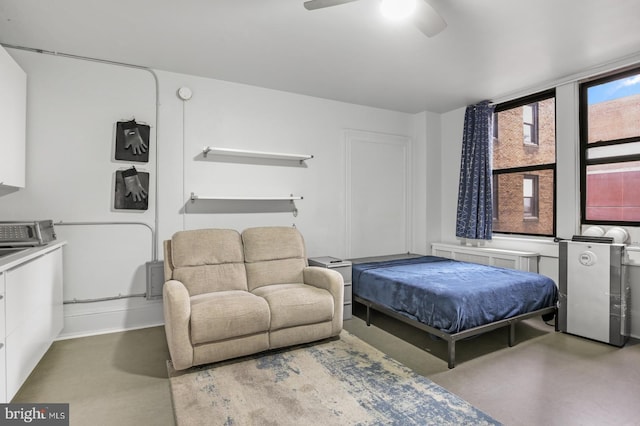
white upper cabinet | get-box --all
[0,47,26,189]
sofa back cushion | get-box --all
[242,226,307,291]
[169,228,248,295]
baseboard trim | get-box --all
[57,300,165,340]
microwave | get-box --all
[0,220,57,247]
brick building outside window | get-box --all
[492,92,556,236]
[581,74,640,224]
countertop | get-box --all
[0,241,67,272]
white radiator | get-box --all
[431,242,539,272]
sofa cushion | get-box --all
[242,227,307,291]
[190,290,270,344]
[170,229,248,295]
[172,228,244,267]
[245,259,306,292]
[173,263,248,296]
[252,284,334,331]
[242,226,306,262]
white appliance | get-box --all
[558,239,629,347]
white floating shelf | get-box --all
[202,146,313,162]
[190,193,303,202]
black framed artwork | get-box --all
[114,167,149,210]
[115,119,150,163]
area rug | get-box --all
[167,331,501,426]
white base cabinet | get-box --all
[0,271,6,403]
[2,247,64,402]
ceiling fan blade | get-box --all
[303,0,359,11]
[412,0,447,37]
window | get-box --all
[523,104,539,145]
[523,175,539,218]
[579,67,640,225]
[492,90,556,236]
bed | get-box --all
[351,254,558,368]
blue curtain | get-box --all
[455,101,495,241]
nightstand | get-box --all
[308,256,352,319]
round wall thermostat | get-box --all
[177,87,193,100]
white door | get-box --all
[346,130,411,258]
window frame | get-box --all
[492,174,499,220]
[492,89,557,237]
[579,65,640,226]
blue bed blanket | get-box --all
[352,256,557,334]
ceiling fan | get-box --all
[303,0,447,37]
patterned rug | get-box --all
[167,331,501,425]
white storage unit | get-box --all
[558,240,629,347]
[0,45,27,190]
[431,242,539,272]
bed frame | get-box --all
[355,295,558,369]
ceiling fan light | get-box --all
[380,0,417,20]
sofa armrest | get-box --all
[163,279,194,370]
[303,266,344,335]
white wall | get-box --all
[413,111,442,250]
[440,107,466,246]
[0,49,427,337]
[154,70,418,259]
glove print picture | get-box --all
[114,166,149,210]
[115,119,150,162]
[124,125,147,155]
[123,167,147,202]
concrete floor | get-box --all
[12,304,640,426]
[12,326,174,426]
[347,304,640,426]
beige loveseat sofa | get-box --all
[162,226,344,370]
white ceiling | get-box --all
[1,0,640,113]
